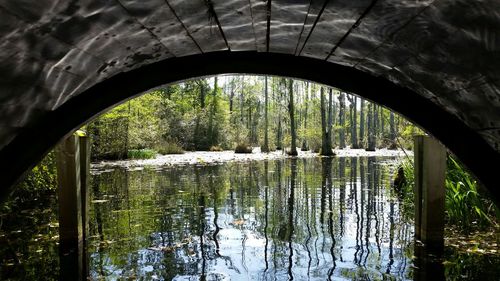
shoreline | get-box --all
[91,148,412,173]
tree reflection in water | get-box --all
[82,157,496,280]
[3,157,499,280]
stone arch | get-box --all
[0,51,498,204]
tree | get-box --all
[328,88,334,148]
[374,105,380,146]
[301,82,310,151]
[338,91,346,149]
[359,98,365,147]
[208,76,218,146]
[366,103,376,151]
[288,79,298,156]
[84,74,425,158]
[347,94,359,148]
[320,87,334,156]
[197,80,207,108]
[380,106,385,144]
[228,77,237,114]
[389,111,396,149]
[251,100,260,145]
[262,76,270,152]
[275,78,284,150]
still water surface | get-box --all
[89,157,413,280]
[1,157,498,280]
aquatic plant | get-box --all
[395,155,498,232]
[445,156,498,232]
[396,158,415,219]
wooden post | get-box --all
[56,134,83,280]
[413,245,445,280]
[78,134,90,278]
[413,135,446,251]
[414,136,424,241]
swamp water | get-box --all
[1,157,498,280]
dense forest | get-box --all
[2,76,496,233]
[85,76,421,160]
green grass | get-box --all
[127,149,157,159]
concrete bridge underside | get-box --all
[0,0,498,203]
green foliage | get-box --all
[445,156,498,232]
[127,149,157,159]
[399,124,424,150]
[20,151,57,194]
[157,141,185,155]
[85,75,427,161]
[397,158,415,220]
[189,108,228,151]
[396,155,498,231]
[1,151,57,212]
[127,93,163,150]
[86,116,128,160]
[300,126,321,152]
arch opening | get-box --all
[0,51,498,204]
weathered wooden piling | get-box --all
[56,134,83,280]
[78,133,90,278]
[413,135,446,251]
[413,244,445,280]
[77,134,90,237]
[56,131,90,281]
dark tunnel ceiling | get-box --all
[0,0,499,153]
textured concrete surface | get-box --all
[0,1,498,187]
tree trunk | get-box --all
[276,79,283,150]
[389,111,396,149]
[320,87,334,156]
[352,96,359,148]
[288,79,298,156]
[347,95,359,148]
[360,99,365,147]
[262,76,270,152]
[381,107,385,143]
[126,101,131,156]
[247,102,252,142]
[252,101,260,145]
[229,89,234,114]
[208,77,218,146]
[240,77,244,123]
[338,92,346,149]
[328,88,334,148]
[374,105,379,146]
[301,82,309,151]
[366,103,376,151]
[199,81,206,108]
[276,119,283,150]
